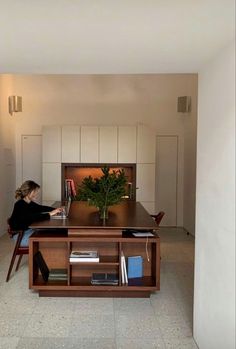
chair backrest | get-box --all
[150,211,165,226]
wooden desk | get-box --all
[29,201,160,297]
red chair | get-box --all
[150,211,165,226]
[6,219,29,282]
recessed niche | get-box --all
[61,163,136,201]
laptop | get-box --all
[51,196,71,219]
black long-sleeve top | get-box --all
[9,199,54,230]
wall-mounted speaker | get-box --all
[8,95,22,115]
[177,96,191,113]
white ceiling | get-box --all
[0,0,234,74]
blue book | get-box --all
[127,256,143,279]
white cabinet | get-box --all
[137,125,155,163]
[118,126,137,163]
[81,126,99,163]
[42,126,61,163]
[42,163,61,201]
[136,164,155,202]
[62,125,80,163]
[156,136,178,226]
[99,126,117,163]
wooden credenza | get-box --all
[29,201,160,297]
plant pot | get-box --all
[98,206,109,220]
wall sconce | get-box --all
[177,96,191,113]
[8,96,22,115]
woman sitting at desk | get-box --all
[9,180,63,246]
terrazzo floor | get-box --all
[0,228,198,349]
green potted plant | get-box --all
[76,166,127,220]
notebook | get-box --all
[51,197,71,219]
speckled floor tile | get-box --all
[69,313,115,338]
[115,313,162,338]
[73,297,114,314]
[17,337,116,349]
[43,337,116,349]
[0,315,31,337]
[33,297,75,314]
[0,337,19,349]
[0,296,38,315]
[116,337,166,349]
[114,298,154,315]
[164,337,198,348]
[23,313,72,337]
[16,337,45,349]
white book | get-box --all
[121,253,125,285]
[121,251,128,285]
[70,257,99,262]
[132,232,154,237]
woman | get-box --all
[9,180,63,246]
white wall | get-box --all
[0,75,17,236]
[1,74,197,230]
[194,41,235,349]
[183,76,198,235]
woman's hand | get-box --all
[49,207,64,216]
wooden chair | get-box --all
[150,211,165,226]
[6,219,29,282]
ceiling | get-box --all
[0,0,234,74]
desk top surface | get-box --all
[30,201,157,230]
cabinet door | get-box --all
[156,136,178,226]
[42,126,61,163]
[137,125,155,163]
[62,125,80,163]
[81,126,99,163]
[136,164,155,202]
[42,163,61,201]
[99,126,117,163]
[118,126,137,163]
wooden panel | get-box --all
[42,126,61,162]
[137,125,155,163]
[118,126,137,163]
[81,126,99,163]
[156,136,178,226]
[62,125,80,163]
[99,126,118,163]
[42,163,61,201]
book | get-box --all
[91,273,118,285]
[48,268,67,277]
[70,250,99,262]
[65,179,76,197]
[70,250,98,258]
[33,251,49,282]
[132,232,154,237]
[70,257,99,262]
[121,251,128,285]
[122,229,154,237]
[127,256,143,279]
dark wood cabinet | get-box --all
[29,201,160,297]
[29,232,160,297]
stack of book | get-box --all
[69,250,99,263]
[91,273,118,286]
[65,178,76,198]
[48,268,68,281]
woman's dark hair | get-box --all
[15,180,40,199]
